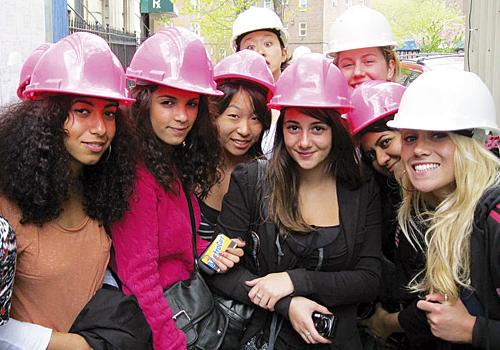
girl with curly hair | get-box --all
[0,32,136,350]
[110,27,244,350]
[388,70,500,349]
[198,49,274,241]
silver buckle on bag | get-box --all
[172,310,191,321]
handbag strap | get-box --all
[183,186,199,271]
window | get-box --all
[299,22,307,37]
[263,0,272,8]
[345,0,353,6]
[299,0,308,8]
[191,22,200,36]
[359,0,365,4]
[219,48,227,58]
[190,0,199,10]
[332,0,337,6]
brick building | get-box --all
[256,0,371,55]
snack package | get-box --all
[199,234,237,275]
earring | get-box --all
[102,144,112,162]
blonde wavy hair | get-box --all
[398,133,500,300]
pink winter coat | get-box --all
[111,165,208,349]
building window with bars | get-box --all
[191,22,200,36]
[299,22,307,37]
[263,0,272,8]
[299,0,308,8]
[190,0,199,10]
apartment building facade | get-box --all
[257,0,370,55]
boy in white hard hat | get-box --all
[232,6,289,82]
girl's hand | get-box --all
[214,238,245,273]
[288,296,332,345]
[362,303,401,340]
[245,272,294,311]
[417,293,475,343]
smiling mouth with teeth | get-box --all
[414,163,440,172]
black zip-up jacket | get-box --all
[398,186,500,349]
[208,162,382,350]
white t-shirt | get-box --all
[261,109,280,159]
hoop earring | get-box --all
[103,144,112,162]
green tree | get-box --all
[171,0,257,61]
[372,0,464,52]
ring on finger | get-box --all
[256,294,262,299]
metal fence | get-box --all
[68,17,139,68]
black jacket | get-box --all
[69,286,153,350]
[208,162,382,350]
[398,186,500,349]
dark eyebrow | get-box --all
[375,134,389,147]
[71,99,118,108]
[157,95,200,101]
[310,121,327,126]
[157,94,177,100]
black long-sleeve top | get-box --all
[207,162,383,349]
[398,186,500,350]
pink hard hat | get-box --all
[24,32,134,106]
[348,80,406,135]
[127,27,222,96]
[214,49,275,99]
[17,43,52,99]
[268,53,351,113]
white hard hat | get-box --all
[326,5,397,56]
[291,46,312,62]
[231,6,288,52]
[387,70,499,133]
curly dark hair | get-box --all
[130,85,222,198]
[0,96,137,226]
[209,79,272,159]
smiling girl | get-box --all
[0,32,136,349]
[110,27,244,350]
[208,54,382,350]
[388,70,500,349]
[327,5,399,89]
[198,49,273,241]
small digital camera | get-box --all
[312,311,337,339]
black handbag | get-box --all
[215,294,254,349]
[163,188,228,349]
